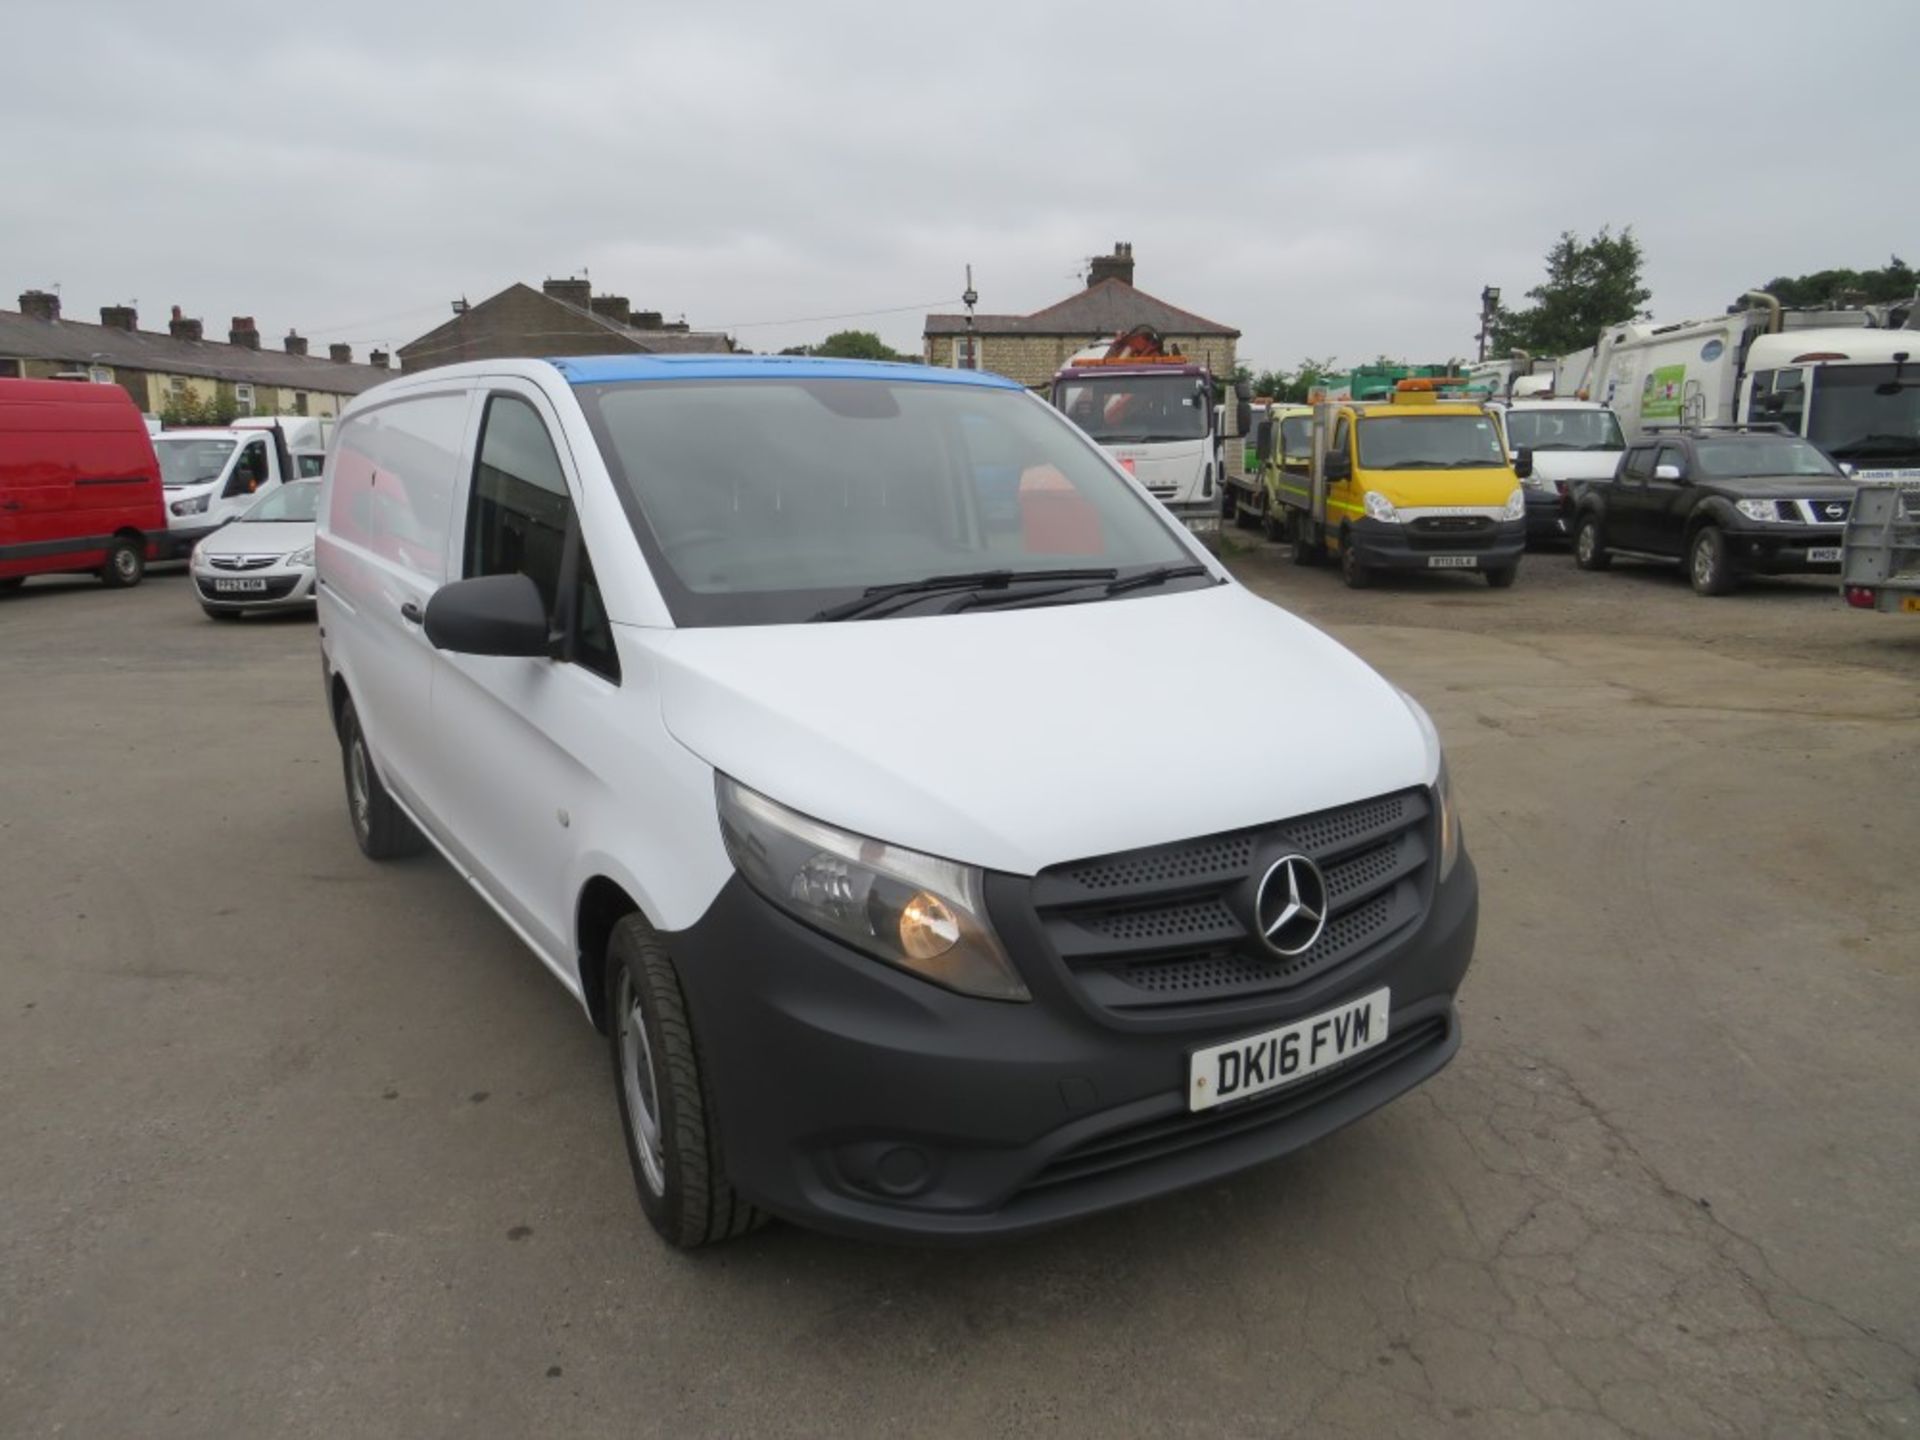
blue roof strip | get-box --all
[547,352,1024,390]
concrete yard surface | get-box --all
[2,551,1917,1438]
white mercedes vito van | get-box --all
[316,355,1478,1246]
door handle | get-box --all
[399,600,423,625]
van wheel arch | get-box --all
[578,876,645,1034]
[328,674,352,741]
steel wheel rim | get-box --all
[348,737,371,839]
[114,547,138,580]
[1577,525,1595,563]
[1693,536,1714,587]
[617,971,667,1196]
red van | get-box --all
[0,379,166,591]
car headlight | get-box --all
[1436,756,1461,881]
[715,776,1030,1001]
[1363,491,1398,523]
[1734,499,1780,523]
[170,493,211,517]
[1501,489,1526,521]
[286,545,314,568]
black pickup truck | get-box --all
[1570,426,1857,596]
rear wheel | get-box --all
[338,696,426,859]
[607,914,765,1248]
[1573,513,1612,571]
[1261,495,1286,541]
[0,577,24,594]
[1339,534,1371,589]
[1290,517,1320,566]
[1689,525,1737,596]
[100,537,144,589]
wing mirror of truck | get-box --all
[423,573,552,658]
[1654,463,1683,482]
[1236,400,1253,434]
[1324,450,1352,481]
[1514,447,1535,479]
[1254,419,1274,464]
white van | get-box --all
[1484,399,1627,543]
[316,355,1479,1246]
[151,424,293,558]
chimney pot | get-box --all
[1087,241,1136,290]
[369,349,390,369]
[594,294,632,326]
[542,276,593,309]
[283,330,308,356]
[19,290,60,322]
[229,315,260,349]
[633,310,663,330]
[329,343,353,364]
[169,309,204,342]
[100,305,138,332]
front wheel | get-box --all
[1339,536,1371,589]
[338,697,426,859]
[607,915,766,1248]
[100,537,144,589]
[1689,525,1737,596]
[1573,514,1612,571]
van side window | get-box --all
[1622,446,1654,482]
[1329,417,1350,458]
[466,394,620,683]
[466,396,573,613]
[225,439,268,497]
[1653,444,1687,478]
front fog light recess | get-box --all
[716,776,1029,1001]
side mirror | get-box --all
[1324,449,1352,482]
[1514,447,1534,480]
[1654,463,1683,482]
[423,573,551,658]
[1234,378,1252,402]
[1758,391,1787,415]
[1236,400,1253,434]
[1254,420,1274,464]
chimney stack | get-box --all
[169,306,204,342]
[229,315,260,349]
[593,294,632,326]
[100,305,138,332]
[19,290,60,322]
[633,310,663,331]
[369,349,390,369]
[329,343,352,363]
[542,276,592,309]
[283,330,308,356]
[1087,241,1136,289]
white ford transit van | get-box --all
[316,355,1478,1246]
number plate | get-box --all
[213,577,269,592]
[1427,555,1479,569]
[1805,547,1842,563]
[1189,988,1391,1112]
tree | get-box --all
[1490,227,1651,357]
[1252,357,1341,404]
[158,389,236,426]
[1739,255,1916,310]
[808,329,903,361]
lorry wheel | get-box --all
[1573,514,1612,571]
[100,537,145,589]
[1339,537,1372,589]
[1485,565,1518,589]
[1262,504,1286,542]
[1220,487,1237,523]
[1688,525,1737,596]
[338,697,427,860]
[606,914,766,1248]
[1290,524,1319,567]
[0,578,24,593]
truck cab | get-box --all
[1484,399,1625,544]
[150,424,293,558]
[1271,380,1528,588]
[1051,355,1223,521]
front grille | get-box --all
[1025,789,1432,1015]
[195,574,300,601]
[209,553,279,571]
[1406,516,1499,549]
[1021,1014,1451,1194]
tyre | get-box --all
[0,577,24,593]
[606,914,765,1248]
[338,696,426,859]
[100,536,144,589]
[1290,519,1320,566]
[1261,501,1286,542]
[1485,565,1518,589]
[1339,535,1371,589]
[1573,513,1612,571]
[1219,486,1237,523]
[1688,525,1737,596]
[200,604,241,621]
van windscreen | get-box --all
[575,378,1197,627]
[154,437,235,487]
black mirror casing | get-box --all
[1254,419,1274,464]
[1236,401,1253,434]
[423,573,550,657]
[1514,446,1534,480]
[1324,450,1352,482]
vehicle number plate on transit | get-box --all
[1427,555,1478,569]
[1805,547,1842,563]
[214,577,268,592]
[1189,988,1391,1112]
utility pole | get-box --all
[1477,285,1500,362]
[962,265,978,371]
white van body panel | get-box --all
[154,426,287,536]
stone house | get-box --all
[922,244,1239,390]
[0,290,392,419]
[398,279,735,374]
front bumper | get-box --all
[1350,516,1526,573]
[1723,524,1845,575]
[191,565,318,611]
[666,850,1478,1242]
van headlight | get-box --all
[1436,756,1462,880]
[171,493,211,517]
[715,776,1030,1001]
[1501,489,1526,521]
[1363,491,1399,523]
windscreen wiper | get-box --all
[946,563,1217,614]
[811,567,1119,621]
[1105,562,1214,595]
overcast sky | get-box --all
[6,1,1914,372]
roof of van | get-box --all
[0,377,145,408]
[547,353,1025,390]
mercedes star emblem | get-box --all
[1254,854,1329,957]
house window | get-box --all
[169,376,187,395]
[951,336,982,370]
[88,366,113,384]
[0,358,22,378]
[235,383,255,416]
[293,391,309,417]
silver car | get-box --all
[190,479,320,618]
